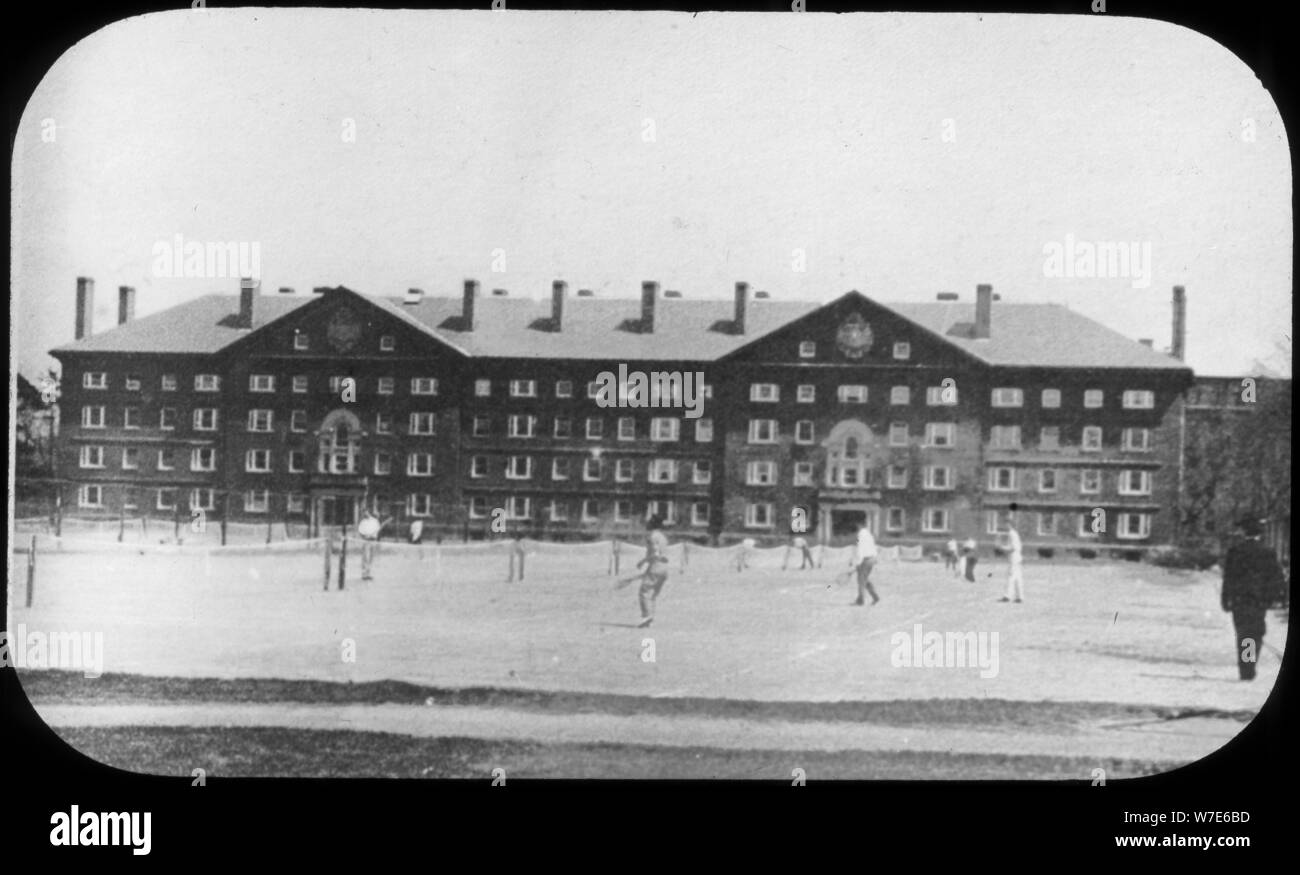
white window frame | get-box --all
[552,458,570,481]
[693,460,712,485]
[799,341,817,359]
[81,405,106,429]
[691,501,710,527]
[987,467,1015,492]
[921,508,950,533]
[555,380,573,398]
[887,465,907,489]
[1118,513,1151,540]
[615,458,635,483]
[249,374,275,393]
[510,379,537,398]
[292,375,308,394]
[795,420,815,444]
[1081,426,1103,452]
[923,465,952,490]
[123,407,141,429]
[83,372,108,390]
[695,419,714,442]
[1084,389,1104,409]
[243,490,269,514]
[121,447,140,470]
[245,449,271,473]
[1080,469,1102,495]
[79,445,105,469]
[1122,428,1151,452]
[990,425,1021,450]
[78,485,104,508]
[1118,469,1152,496]
[195,374,221,392]
[648,458,677,484]
[1122,390,1155,410]
[161,374,178,392]
[1041,388,1061,408]
[586,418,604,440]
[893,342,911,360]
[194,408,219,431]
[650,418,679,441]
[796,384,815,403]
[378,377,395,395]
[886,507,905,532]
[925,423,955,448]
[837,385,868,404]
[411,378,438,396]
[890,386,910,405]
[410,412,436,436]
[156,488,178,511]
[889,423,909,447]
[247,409,273,433]
[617,417,636,441]
[380,334,396,352]
[191,447,217,472]
[407,452,435,477]
[744,502,775,529]
[1039,426,1060,451]
[991,388,1023,408]
[746,460,777,486]
[793,462,813,486]
[1038,468,1058,493]
[748,419,777,444]
[750,383,780,403]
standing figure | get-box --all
[793,534,815,570]
[998,519,1024,603]
[637,515,672,628]
[962,536,978,582]
[357,509,385,581]
[1221,516,1286,681]
[737,537,756,571]
[408,518,425,544]
[852,522,880,606]
[944,538,959,576]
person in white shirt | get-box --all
[852,523,880,606]
[961,536,978,582]
[999,518,1024,603]
[944,538,959,575]
[793,535,815,570]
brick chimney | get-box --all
[974,284,993,339]
[463,279,479,331]
[551,280,566,332]
[404,288,424,306]
[237,277,258,329]
[936,292,958,301]
[641,281,659,333]
[734,281,749,335]
[1171,286,1186,361]
[117,286,136,325]
[75,277,94,340]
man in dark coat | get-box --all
[1221,516,1286,681]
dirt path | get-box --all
[36,701,1244,764]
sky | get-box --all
[10,9,1292,380]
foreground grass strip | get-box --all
[20,670,1255,728]
[53,725,1189,780]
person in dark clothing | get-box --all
[1221,516,1286,681]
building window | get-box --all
[548,500,568,522]
[508,497,532,520]
[1041,388,1060,408]
[990,425,1021,449]
[793,462,813,486]
[923,466,952,490]
[371,453,390,476]
[586,381,602,399]
[693,460,713,485]
[77,485,104,508]
[799,341,817,359]
[83,372,107,389]
[510,379,537,398]
[1084,389,1104,409]
[615,459,635,482]
[746,461,777,486]
[1118,513,1151,539]
[123,407,141,429]
[838,385,868,404]
[157,449,175,471]
[411,378,438,396]
[986,512,1008,536]
[378,377,395,395]
[554,418,572,439]
[745,503,775,528]
[250,374,275,392]
[81,406,105,429]
[409,494,434,518]
[552,458,570,480]
[194,409,219,431]
[617,417,636,440]
[1039,469,1058,493]
[410,412,436,436]
[650,418,679,441]
[380,334,395,352]
[887,465,907,489]
[470,455,488,478]
[750,383,780,402]
[690,501,710,527]
[290,410,307,433]
[583,457,603,481]
[1080,469,1101,494]
[79,446,105,469]
[926,386,957,406]
[191,448,217,472]
[1040,427,1060,451]
[328,376,347,394]
[245,449,271,472]
[294,332,309,351]
[1037,513,1057,536]
[922,508,949,533]
[157,488,178,511]
[893,342,911,360]
[1078,513,1099,538]
[122,447,140,470]
[288,450,306,473]
[376,413,394,435]
[797,384,815,403]
[647,499,675,524]
[159,408,176,430]
[987,467,1015,491]
[122,488,139,510]
[582,499,600,522]
[472,416,490,437]
[890,386,910,405]
[695,418,714,442]
[195,374,220,392]
[795,421,814,444]
[466,496,488,519]
[287,493,306,514]
[1118,469,1152,496]
[1122,428,1150,451]
[889,423,909,447]
[190,489,216,512]
[161,374,178,392]
[886,508,905,532]
[612,500,632,523]
[1081,426,1103,451]
[1123,390,1155,409]
[244,490,269,513]
[925,423,955,448]
[247,410,273,432]
[407,453,435,477]
[586,418,604,439]
[748,419,777,444]
[292,375,308,393]
[649,459,677,484]
[991,388,1023,407]
[555,380,573,398]
[124,374,142,391]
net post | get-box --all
[338,527,347,590]
[322,534,331,591]
[26,535,37,607]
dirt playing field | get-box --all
[7,538,1287,777]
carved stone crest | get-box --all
[326,306,363,353]
[836,313,874,358]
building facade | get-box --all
[49,277,1194,548]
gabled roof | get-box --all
[51,287,1191,372]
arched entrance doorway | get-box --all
[311,409,367,530]
[817,419,885,543]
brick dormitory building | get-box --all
[47,276,1198,549]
